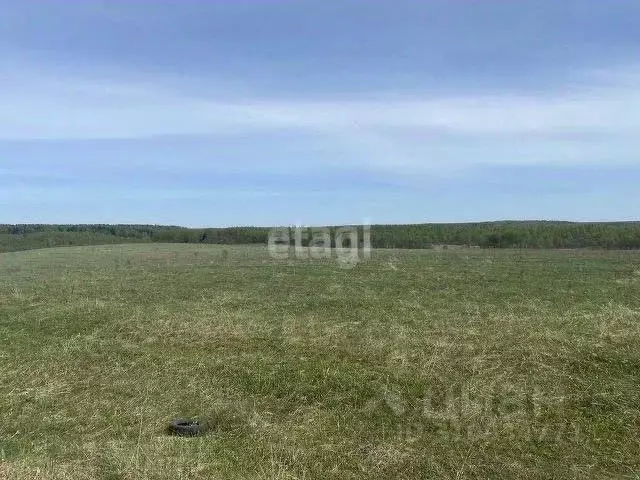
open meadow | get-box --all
[1,244,640,479]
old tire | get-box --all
[168,418,208,437]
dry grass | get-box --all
[1,244,640,478]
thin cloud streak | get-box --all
[2,64,639,178]
[2,65,639,138]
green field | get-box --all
[1,244,640,479]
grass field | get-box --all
[1,244,640,479]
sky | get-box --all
[1,0,639,226]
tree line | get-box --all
[1,221,640,253]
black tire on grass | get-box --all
[168,418,208,437]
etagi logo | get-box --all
[268,224,371,267]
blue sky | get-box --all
[1,0,639,226]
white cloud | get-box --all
[1,63,639,173]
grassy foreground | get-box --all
[1,244,640,479]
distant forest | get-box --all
[2,222,640,253]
